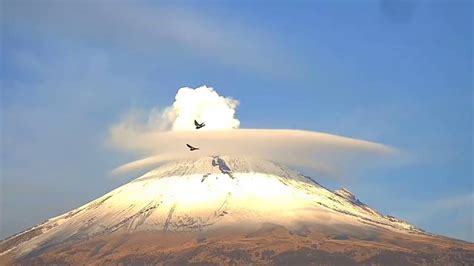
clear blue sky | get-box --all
[1,0,472,241]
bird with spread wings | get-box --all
[186,144,199,151]
[194,120,205,129]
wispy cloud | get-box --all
[398,192,474,242]
[3,1,298,77]
[433,192,474,211]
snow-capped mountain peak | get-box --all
[1,156,430,262]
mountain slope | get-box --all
[1,156,473,265]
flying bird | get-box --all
[194,120,205,129]
[186,144,199,151]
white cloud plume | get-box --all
[154,86,240,131]
[109,86,397,178]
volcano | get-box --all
[1,156,473,265]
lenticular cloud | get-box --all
[108,86,397,178]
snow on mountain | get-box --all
[1,156,424,259]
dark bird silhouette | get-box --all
[194,120,205,129]
[186,144,199,151]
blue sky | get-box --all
[1,0,472,241]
